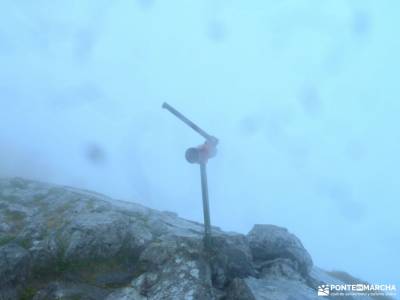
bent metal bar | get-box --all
[162,102,218,249]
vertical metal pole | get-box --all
[200,162,212,248]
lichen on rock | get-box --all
[0,178,387,300]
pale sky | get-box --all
[1,0,399,289]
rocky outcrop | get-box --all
[0,244,31,299]
[0,178,389,300]
[131,236,213,300]
[247,225,313,276]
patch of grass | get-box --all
[57,201,76,213]
[20,286,37,300]
[31,253,135,288]
[0,234,16,246]
[16,237,32,249]
[46,216,63,230]
[32,242,140,286]
[4,209,26,223]
[29,231,140,289]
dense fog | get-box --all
[1,0,399,289]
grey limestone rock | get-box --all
[0,243,31,300]
[247,224,313,276]
[0,178,384,300]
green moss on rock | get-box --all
[0,234,16,246]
